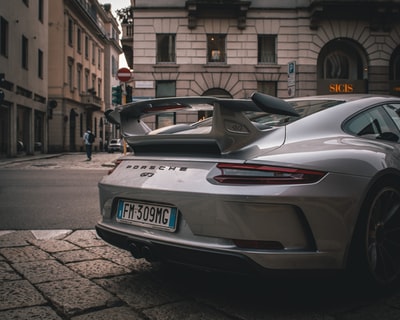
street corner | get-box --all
[49,153,120,170]
[0,152,121,170]
[0,230,37,248]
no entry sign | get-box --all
[117,67,132,82]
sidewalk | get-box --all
[0,152,120,170]
[2,229,278,320]
[0,229,161,319]
[2,230,400,320]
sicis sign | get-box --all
[317,80,368,94]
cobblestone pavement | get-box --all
[1,153,400,319]
[1,229,400,320]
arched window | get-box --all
[389,47,400,96]
[203,88,232,98]
[317,39,368,94]
[318,39,366,80]
[394,56,400,80]
[390,47,400,81]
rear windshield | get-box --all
[245,99,344,128]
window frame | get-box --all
[97,78,101,98]
[68,18,73,47]
[343,104,400,142]
[77,28,82,53]
[68,57,74,92]
[84,69,89,92]
[22,35,28,70]
[97,48,101,69]
[257,81,277,96]
[258,35,277,64]
[156,34,176,63]
[92,42,96,65]
[0,17,9,58]
[38,49,43,79]
[84,35,89,59]
[77,64,82,94]
[207,34,226,63]
[383,104,400,132]
[112,55,117,77]
[38,0,43,23]
[156,81,177,128]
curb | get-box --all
[0,153,63,167]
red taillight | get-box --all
[108,159,123,175]
[213,163,326,185]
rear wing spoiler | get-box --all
[105,92,299,153]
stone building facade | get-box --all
[0,0,122,157]
[122,0,400,128]
[0,0,49,156]
[48,0,122,153]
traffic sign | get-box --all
[288,61,296,97]
[117,67,132,82]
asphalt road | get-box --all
[0,169,107,230]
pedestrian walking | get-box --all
[83,129,95,161]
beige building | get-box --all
[122,0,400,128]
[48,0,122,153]
[0,0,49,157]
[0,0,122,157]
[102,4,123,144]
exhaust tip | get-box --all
[129,242,143,259]
[141,245,155,262]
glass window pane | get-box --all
[257,81,277,96]
[384,104,400,130]
[1,17,9,57]
[156,81,176,97]
[68,18,73,46]
[325,52,349,79]
[394,54,400,81]
[207,34,226,63]
[38,49,43,78]
[258,35,276,63]
[345,107,393,137]
[157,34,176,63]
[22,36,28,69]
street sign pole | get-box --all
[116,68,132,154]
[288,61,296,97]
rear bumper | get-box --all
[96,223,266,275]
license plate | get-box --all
[116,200,178,232]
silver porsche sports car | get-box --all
[96,92,400,288]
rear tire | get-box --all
[348,177,400,289]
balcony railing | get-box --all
[81,93,102,109]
